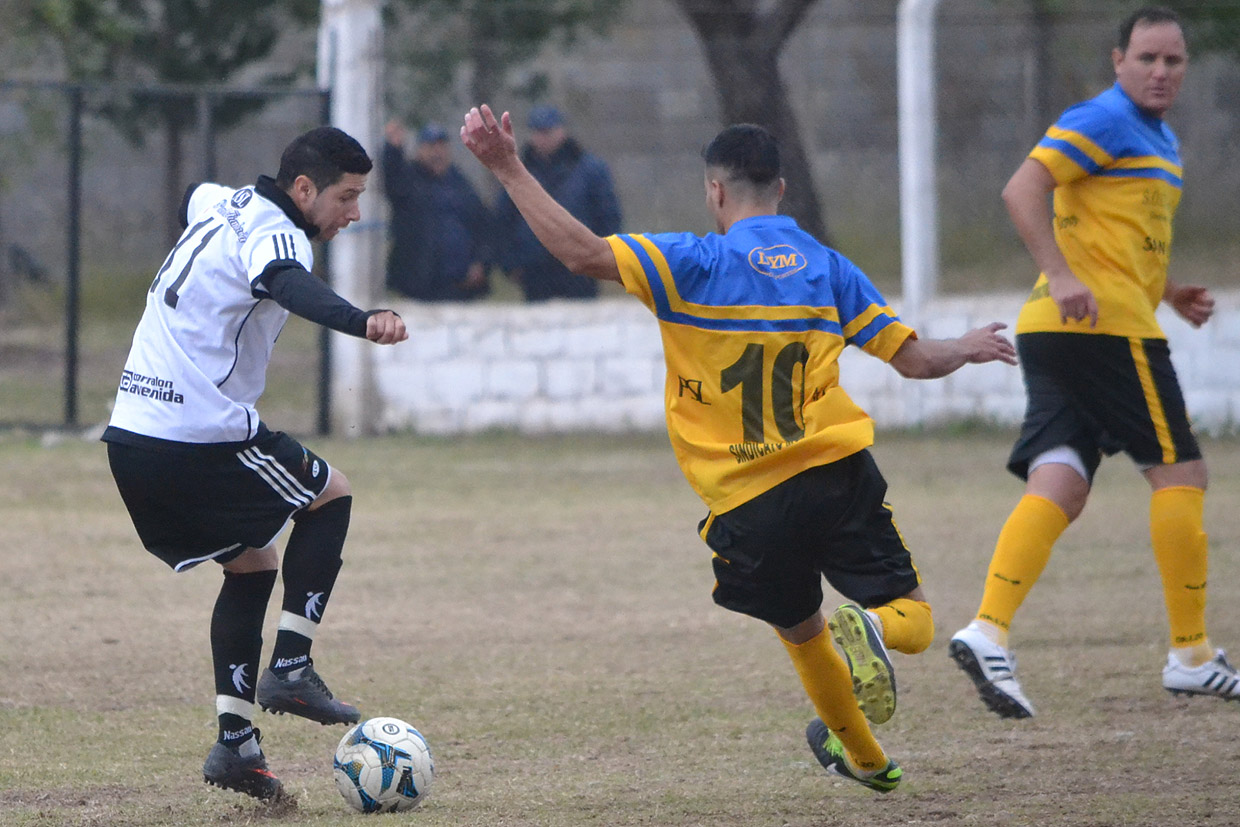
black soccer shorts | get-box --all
[106,428,331,571]
[700,449,921,629]
[1007,332,1201,482]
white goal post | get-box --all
[897,0,944,326]
[317,0,385,436]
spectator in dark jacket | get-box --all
[494,105,622,301]
[382,120,493,301]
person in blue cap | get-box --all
[382,119,494,301]
[494,104,622,301]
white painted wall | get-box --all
[375,291,1240,437]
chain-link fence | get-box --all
[0,81,329,432]
[3,1,1238,432]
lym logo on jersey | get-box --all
[749,245,807,278]
[230,189,253,209]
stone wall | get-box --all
[376,291,1240,436]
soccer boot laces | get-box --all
[805,718,902,793]
[257,659,361,725]
[827,603,897,724]
[948,624,1036,719]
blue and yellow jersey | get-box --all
[1018,82,1182,339]
[606,215,915,514]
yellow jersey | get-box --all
[1018,82,1182,339]
[607,216,914,514]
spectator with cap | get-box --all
[382,119,494,301]
[494,104,622,301]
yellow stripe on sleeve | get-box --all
[1108,155,1183,178]
[606,235,655,307]
[1043,126,1114,168]
[841,304,894,339]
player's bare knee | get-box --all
[313,468,352,507]
[222,545,278,573]
[1144,458,1208,492]
[1027,448,1091,521]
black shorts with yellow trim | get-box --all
[1008,332,1200,482]
[699,449,921,629]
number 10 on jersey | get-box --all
[720,342,809,444]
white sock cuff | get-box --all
[279,610,319,640]
[968,619,1004,644]
[216,695,254,719]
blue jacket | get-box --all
[494,138,622,301]
[382,143,494,301]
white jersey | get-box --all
[108,180,315,443]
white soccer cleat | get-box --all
[1163,649,1240,700]
[948,624,1036,719]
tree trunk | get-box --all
[676,0,827,242]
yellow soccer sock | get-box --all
[780,628,887,771]
[1150,486,1210,660]
[872,598,934,655]
[975,494,1070,643]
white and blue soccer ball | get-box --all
[333,717,435,813]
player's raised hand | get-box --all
[958,322,1018,365]
[460,105,519,172]
[366,310,408,345]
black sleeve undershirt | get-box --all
[256,263,380,338]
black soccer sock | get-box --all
[269,496,351,674]
[211,568,277,744]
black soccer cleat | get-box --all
[203,731,283,801]
[256,660,361,725]
[805,718,902,793]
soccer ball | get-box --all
[333,717,435,813]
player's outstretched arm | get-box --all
[460,105,619,283]
[888,322,1017,380]
[259,265,407,344]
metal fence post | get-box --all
[64,85,83,429]
[317,88,333,437]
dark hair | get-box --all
[1118,6,1181,52]
[702,124,781,189]
[275,126,373,191]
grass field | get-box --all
[2,428,1240,826]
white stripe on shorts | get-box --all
[173,542,243,573]
[237,446,315,508]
